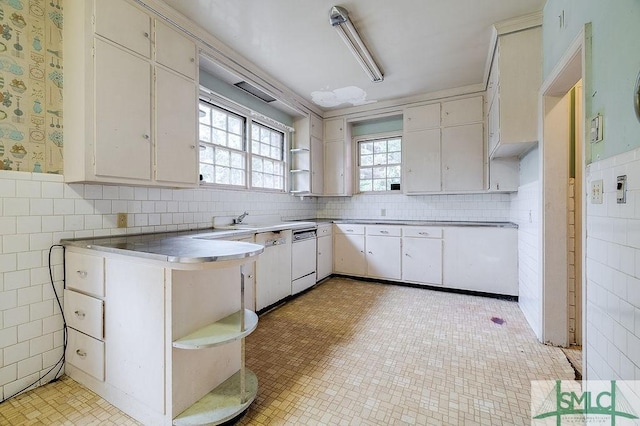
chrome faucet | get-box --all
[233,211,249,224]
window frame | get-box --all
[355,132,403,194]
[198,92,290,193]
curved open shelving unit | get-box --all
[173,369,258,425]
[172,309,258,349]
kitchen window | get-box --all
[357,135,402,192]
[199,103,247,186]
[198,97,287,191]
[251,123,285,191]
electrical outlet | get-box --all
[117,213,128,228]
[381,209,386,217]
[591,180,603,204]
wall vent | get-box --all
[234,81,277,103]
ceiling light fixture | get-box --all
[329,6,383,83]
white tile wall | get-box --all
[584,146,640,381]
[317,192,511,222]
[510,180,542,339]
[0,173,316,400]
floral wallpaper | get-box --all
[0,0,63,173]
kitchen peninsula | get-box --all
[62,232,263,425]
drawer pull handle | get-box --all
[368,251,373,254]
[76,270,88,278]
[380,230,389,234]
[346,229,354,232]
[418,232,429,236]
[74,310,86,319]
[76,349,87,358]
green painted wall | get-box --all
[543,0,640,162]
[351,116,403,137]
[199,70,294,127]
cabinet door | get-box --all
[155,20,197,79]
[402,237,442,285]
[489,157,519,192]
[441,96,483,127]
[94,0,151,58]
[442,123,484,191]
[324,118,345,140]
[404,103,440,131]
[311,114,323,140]
[317,235,332,280]
[155,68,198,185]
[334,234,365,276]
[94,39,152,181]
[403,128,441,193]
[487,94,501,156]
[311,135,324,195]
[365,236,401,280]
[324,140,344,195]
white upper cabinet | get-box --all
[64,0,198,187]
[292,114,324,196]
[94,0,151,58]
[323,117,352,196]
[487,25,542,158]
[155,20,197,79]
[404,103,440,131]
[403,96,483,194]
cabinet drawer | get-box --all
[67,328,105,381]
[334,224,365,235]
[366,225,402,237]
[317,224,332,236]
[65,252,105,297]
[64,289,104,340]
[402,227,443,238]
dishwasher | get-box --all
[291,227,317,295]
[255,230,292,311]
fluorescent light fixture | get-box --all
[329,6,383,83]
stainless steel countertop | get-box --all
[62,219,515,263]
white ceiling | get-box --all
[162,0,546,112]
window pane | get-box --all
[215,166,230,184]
[199,125,211,143]
[373,141,386,153]
[231,152,244,168]
[200,164,214,182]
[212,110,227,130]
[260,143,270,157]
[261,128,270,144]
[360,180,372,192]
[212,129,227,146]
[388,139,401,152]
[264,174,274,188]
[388,152,401,164]
[228,116,242,135]
[388,165,401,178]
[264,160,274,174]
[360,142,373,155]
[360,168,372,180]
[201,145,214,163]
[252,172,263,187]
[373,179,387,191]
[361,154,373,166]
[252,157,262,172]
[199,106,211,125]
[231,169,244,186]
[228,134,243,150]
[372,166,386,179]
[373,153,387,165]
[215,148,230,166]
[270,146,280,160]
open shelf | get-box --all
[290,148,310,153]
[173,369,258,426]
[172,309,258,349]
[290,169,310,173]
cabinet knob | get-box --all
[143,32,149,38]
[143,134,150,140]
[247,274,253,279]
[318,252,322,255]
[76,270,87,278]
[190,145,196,149]
[76,349,87,358]
[405,253,410,257]
[368,251,373,254]
[190,58,195,63]
[74,310,86,319]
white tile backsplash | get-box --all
[0,173,317,400]
[585,146,640,381]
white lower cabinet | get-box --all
[255,231,292,311]
[63,246,261,425]
[316,236,332,280]
[365,226,402,280]
[442,227,518,296]
[401,227,443,285]
[333,224,366,276]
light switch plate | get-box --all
[591,179,603,204]
[617,175,627,204]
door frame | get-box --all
[538,24,590,351]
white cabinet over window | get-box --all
[64,0,198,187]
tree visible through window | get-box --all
[358,137,402,192]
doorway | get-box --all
[539,24,589,371]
